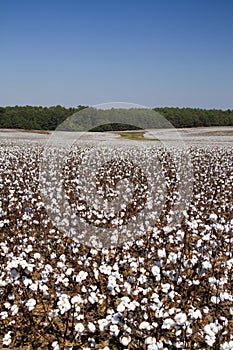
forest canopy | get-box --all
[0,105,232,130]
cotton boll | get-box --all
[25,298,36,311]
[162,318,175,329]
[120,335,131,346]
[209,213,218,222]
[157,248,166,258]
[205,334,216,347]
[75,322,84,333]
[52,341,60,350]
[88,322,96,333]
[202,261,212,269]
[151,265,160,277]
[174,312,187,325]
[98,318,109,331]
[11,304,19,316]
[139,321,152,330]
[0,311,8,319]
[220,341,233,350]
[110,324,120,336]
[2,332,12,346]
[211,296,220,304]
[161,283,171,293]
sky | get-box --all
[0,0,233,109]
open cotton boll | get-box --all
[52,341,60,350]
[88,322,96,333]
[25,298,36,311]
[209,213,218,221]
[11,305,19,316]
[2,332,12,346]
[139,321,153,330]
[174,312,187,325]
[162,318,175,329]
[157,248,166,258]
[120,335,131,346]
[75,323,84,334]
[98,318,109,331]
[220,341,233,350]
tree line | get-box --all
[0,105,232,130]
[0,105,86,130]
[153,107,233,128]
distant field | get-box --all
[196,129,233,136]
[0,126,233,144]
[115,130,158,141]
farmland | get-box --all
[0,127,233,349]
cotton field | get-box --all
[0,133,233,349]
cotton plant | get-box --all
[0,143,233,348]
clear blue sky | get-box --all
[1,0,233,109]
